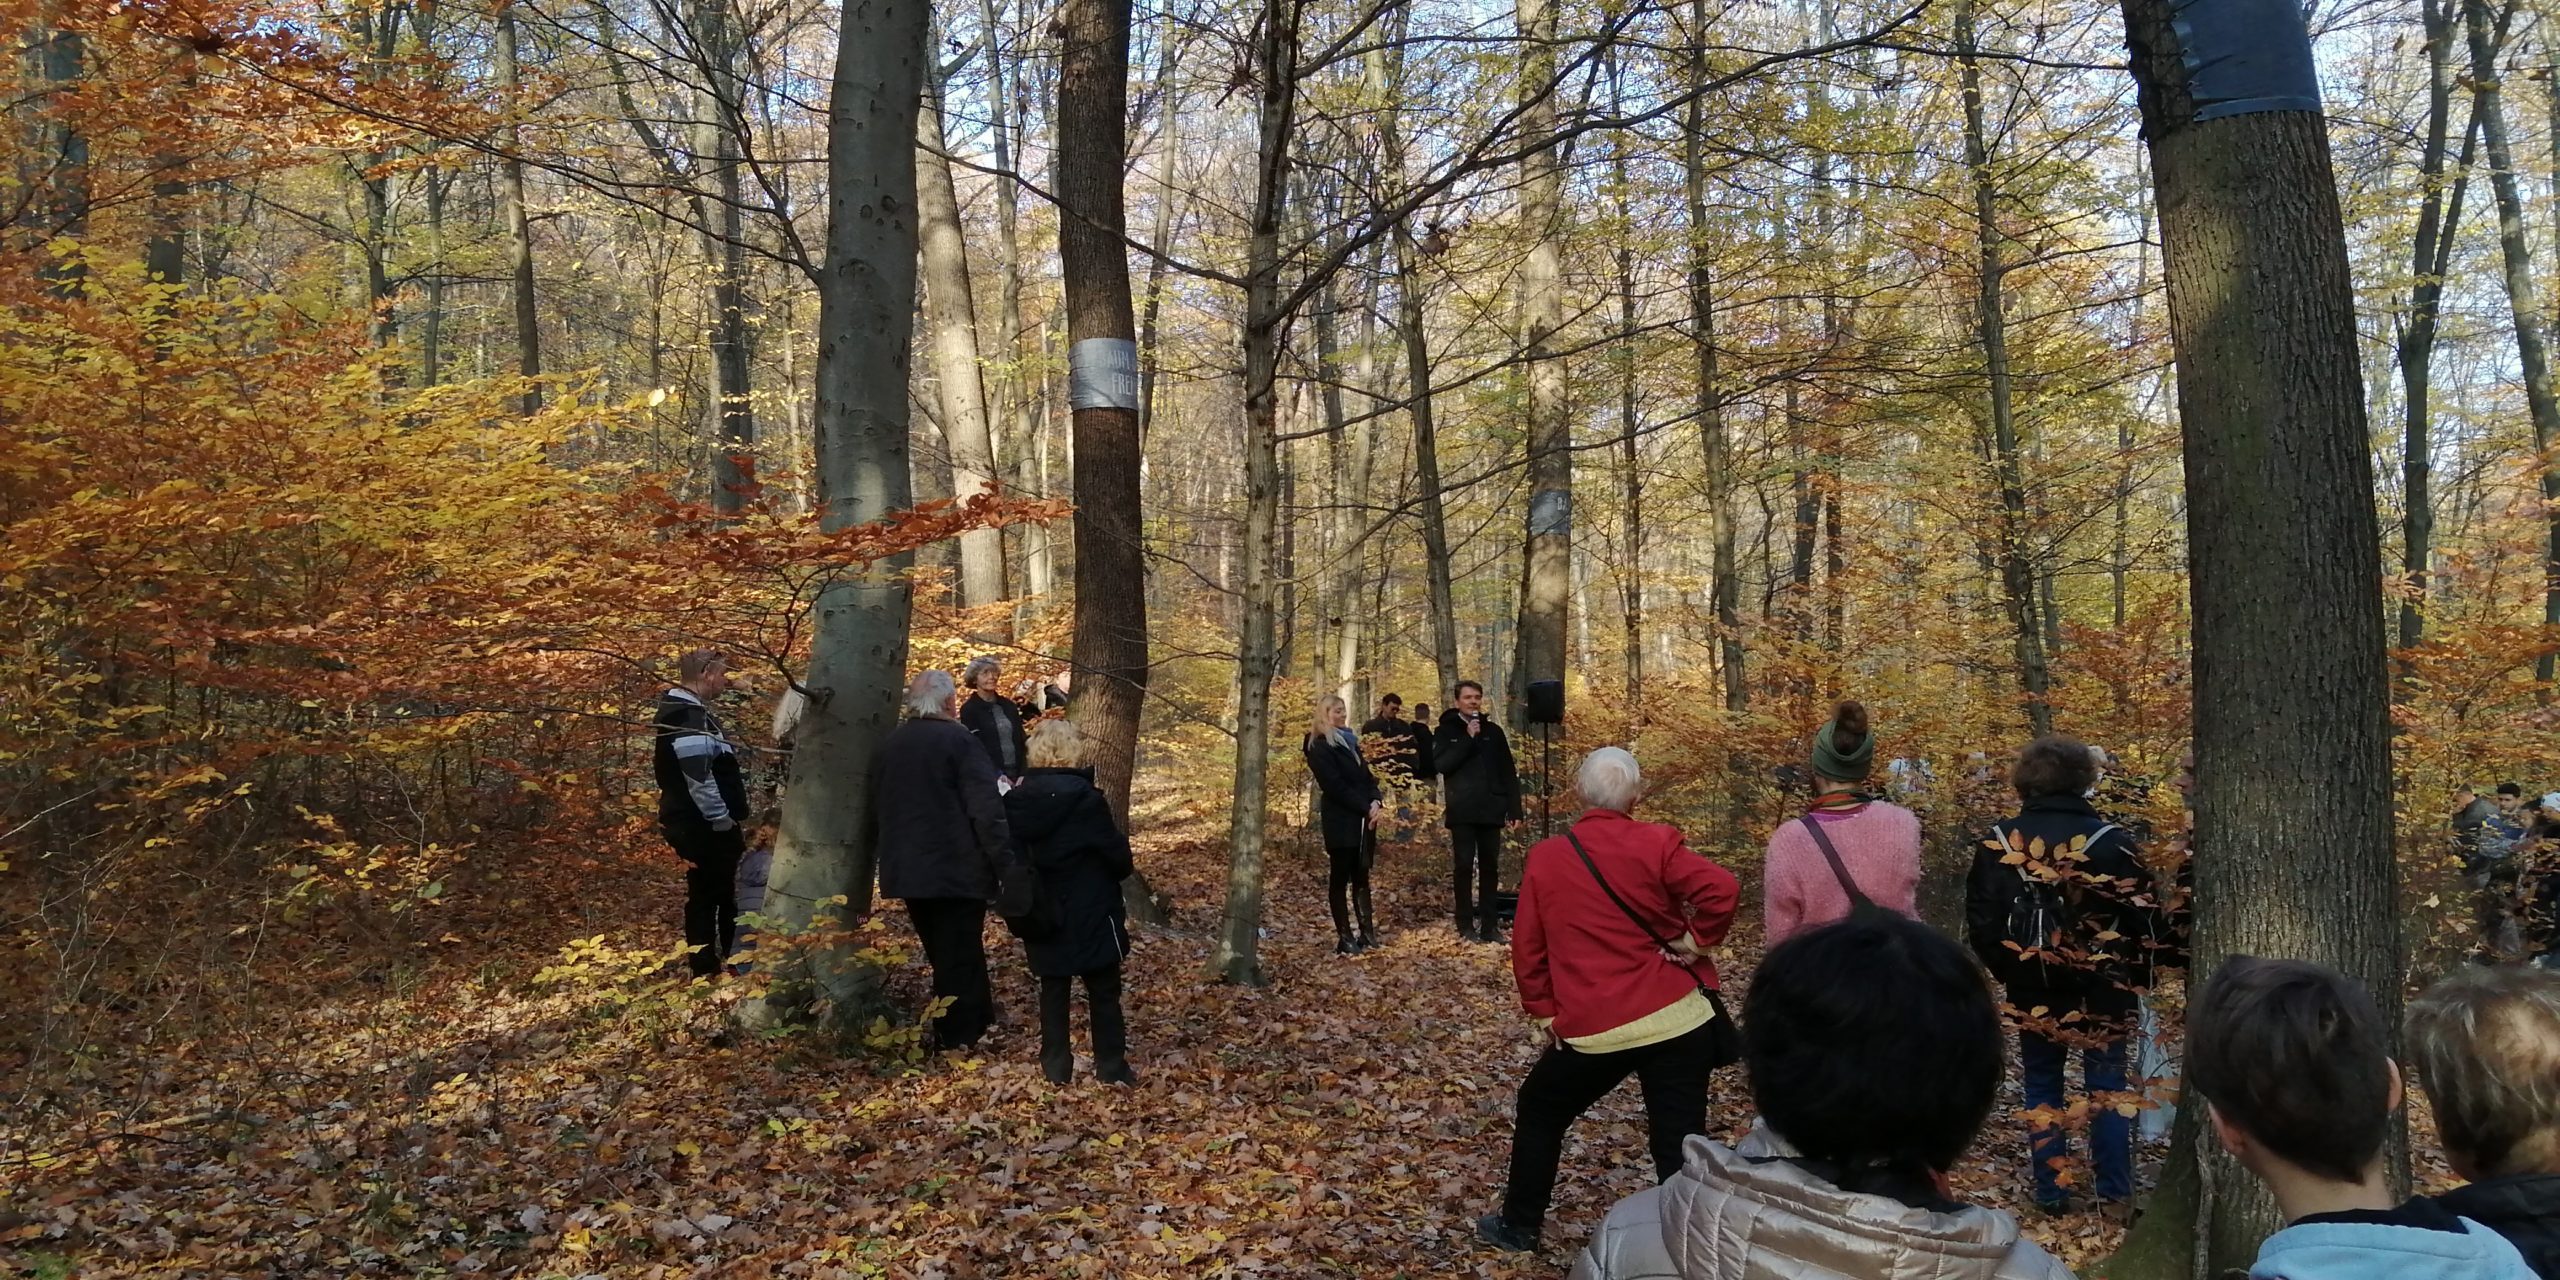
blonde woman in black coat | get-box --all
[1304,693,1386,955]
[1004,719,1137,1085]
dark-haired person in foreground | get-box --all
[2189,956,2533,1280]
[2408,966,2560,1277]
[1565,912,2073,1279]
[1476,747,1739,1256]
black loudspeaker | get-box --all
[1525,679,1565,725]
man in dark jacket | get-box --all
[2410,966,2560,1279]
[1963,734,2168,1217]
[655,649,749,977]
[873,668,1022,1050]
[1437,680,1523,942]
[1360,693,1431,785]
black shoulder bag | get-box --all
[1562,830,1741,1068]
[1797,814,1897,925]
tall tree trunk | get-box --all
[1957,0,2053,735]
[2397,0,2477,662]
[917,69,1010,609]
[758,0,928,1018]
[982,0,1039,589]
[1137,33,1184,445]
[422,169,447,384]
[695,0,757,514]
[1611,51,1642,733]
[1510,0,1568,727]
[2103,0,2406,1271]
[1321,272,1377,715]
[495,0,542,414]
[2463,0,2560,681]
[1686,0,1744,711]
[1058,0,1163,923]
[1379,12,1460,704]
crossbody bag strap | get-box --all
[1565,829,1708,996]
[1797,814,1875,909]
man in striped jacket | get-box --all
[655,649,750,976]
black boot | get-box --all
[1331,871,1362,955]
[1037,975,1074,1084]
[1353,882,1379,950]
[1088,968,1136,1085]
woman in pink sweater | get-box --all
[1763,701,1922,944]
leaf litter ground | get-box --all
[6,807,2153,1279]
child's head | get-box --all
[1744,913,2005,1175]
[2406,966,2560,1182]
[2188,956,2399,1185]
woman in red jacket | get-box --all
[1476,746,1742,1255]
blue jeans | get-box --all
[2021,1028,2131,1205]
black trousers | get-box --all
[665,824,740,976]
[906,897,994,1049]
[1450,823,1503,933]
[1327,844,1374,938]
[1038,965,1128,1073]
[1497,1018,1717,1237]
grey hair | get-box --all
[1576,746,1643,813]
[962,655,1002,690]
[905,668,958,719]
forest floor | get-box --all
[5,790,2148,1279]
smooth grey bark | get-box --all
[494,0,542,414]
[1509,0,1569,728]
[916,69,1009,610]
[1685,0,1744,710]
[758,0,929,1016]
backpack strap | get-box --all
[1797,814,1876,910]
[1564,829,1709,996]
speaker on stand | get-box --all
[1526,680,1564,839]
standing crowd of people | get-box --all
[652,653,2560,1277]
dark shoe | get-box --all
[1095,1059,1138,1086]
[1358,927,1380,950]
[1476,1213,1537,1253]
[1476,926,1507,945]
[1336,933,1362,956]
[2031,1196,2073,1217]
[1041,1052,1073,1085]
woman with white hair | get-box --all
[1477,746,1743,1255]
[957,654,1030,787]
[872,667,1025,1051]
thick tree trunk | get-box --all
[1209,0,1296,987]
[1686,0,1744,711]
[1510,0,1568,728]
[758,0,928,1018]
[2463,0,2560,681]
[1057,0,1163,923]
[494,0,542,415]
[1958,0,2052,735]
[695,0,757,514]
[917,71,1009,610]
[2104,0,2406,1271]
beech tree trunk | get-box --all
[694,0,757,514]
[2104,0,2406,1270]
[2397,0,2475,660]
[2463,0,2560,682]
[1510,0,1568,728]
[1685,0,1744,711]
[758,0,928,1018]
[1378,7,1460,704]
[917,69,1009,610]
[1208,0,1297,988]
[495,0,542,414]
[1957,0,2053,735]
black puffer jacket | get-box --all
[2436,1175,2560,1279]
[1303,729,1383,852]
[1435,709,1523,827]
[1962,792,2166,1027]
[1003,767,1134,977]
[872,715,1014,903]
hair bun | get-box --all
[1832,700,1869,748]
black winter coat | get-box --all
[2436,1175,2560,1279]
[1435,709,1523,827]
[959,693,1030,779]
[872,715,1016,903]
[1003,767,1134,977]
[1303,729,1383,852]
[1962,792,2166,1026]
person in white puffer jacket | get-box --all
[1570,913,2074,1280]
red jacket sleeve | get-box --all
[1663,830,1741,949]
[1512,844,1557,1019]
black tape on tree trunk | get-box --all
[2174,0,2323,120]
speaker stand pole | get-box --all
[1539,721,1554,840]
